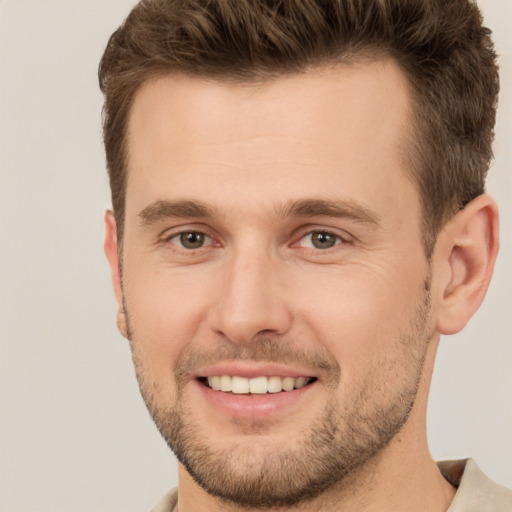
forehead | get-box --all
[125,59,417,224]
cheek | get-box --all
[295,264,426,377]
[123,264,216,377]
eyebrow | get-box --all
[279,199,380,225]
[138,198,380,226]
[138,200,213,226]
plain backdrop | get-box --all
[0,1,510,510]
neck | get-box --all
[176,431,455,512]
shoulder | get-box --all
[150,487,178,512]
[438,459,512,512]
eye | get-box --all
[299,230,342,250]
[168,231,212,249]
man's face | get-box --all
[113,60,437,507]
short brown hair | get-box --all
[99,0,499,256]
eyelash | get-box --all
[295,230,346,250]
[161,227,349,252]
[163,230,216,250]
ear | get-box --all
[104,210,128,338]
[433,194,499,335]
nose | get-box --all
[208,249,293,344]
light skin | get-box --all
[105,59,499,511]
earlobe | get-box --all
[116,304,129,339]
[104,211,128,339]
[434,194,499,335]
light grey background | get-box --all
[0,1,510,510]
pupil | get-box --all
[181,232,204,249]
[312,232,336,249]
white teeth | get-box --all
[267,376,283,393]
[282,377,295,391]
[231,376,250,394]
[206,375,312,394]
[219,375,232,392]
[249,376,268,394]
[209,376,221,391]
[294,377,308,389]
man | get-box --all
[100,0,511,510]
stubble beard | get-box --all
[126,283,433,509]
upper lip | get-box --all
[192,363,317,379]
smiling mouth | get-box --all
[198,375,317,394]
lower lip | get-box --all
[194,380,316,420]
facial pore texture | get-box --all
[126,278,432,508]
